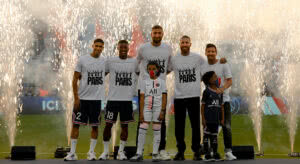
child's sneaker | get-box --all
[130,154,143,162]
[87,151,97,161]
[152,154,160,162]
[159,150,171,161]
[117,151,127,160]
[98,152,109,160]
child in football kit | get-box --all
[130,61,167,162]
[201,71,224,162]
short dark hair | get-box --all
[181,35,190,40]
[206,43,217,52]
[94,38,104,44]
[202,71,215,86]
[147,61,161,77]
[118,40,129,45]
[152,25,163,30]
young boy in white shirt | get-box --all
[130,61,167,162]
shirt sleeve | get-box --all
[223,63,232,79]
[75,57,82,73]
[201,89,208,104]
[200,66,205,78]
[161,79,167,93]
[140,80,146,94]
[199,55,206,66]
[135,59,140,73]
[136,45,143,63]
[167,56,173,72]
[199,56,205,77]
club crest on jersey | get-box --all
[156,83,160,87]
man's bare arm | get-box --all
[73,71,81,111]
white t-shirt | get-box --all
[75,54,106,100]
[140,78,167,110]
[106,56,139,101]
[169,52,206,99]
[137,42,172,81]
[201,61,232,102]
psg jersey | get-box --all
[201,87,223,124]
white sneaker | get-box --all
[87,151,97,161]
[130,154,143,162]
[159,150,171,161]
[117,151,127,160]
[64,152,78,161]
[225,151,237,160]
[98,152,109,160]
[152,154,160,162]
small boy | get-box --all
[201,71,224,161]
[130,61,167,162]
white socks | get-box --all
[70,139,78,154]
[103,141,110,154]
[118,140,127,153]
[71,138,98,154]
[153,130,161,155]
[89,139,97,153]
[137,128,147,155]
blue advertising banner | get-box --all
[21,96,62,114]
[20,96,286,115]
[21,96,139,114]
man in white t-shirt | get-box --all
[99,40,139,160]
[136,25,172,160]
[201,43,236,161]
[65,39,106,161]
[168,36,205,161]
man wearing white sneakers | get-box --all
[99,40,139,160]
[64,38,106,161]
[168,36,205,161]
[201,43,237,161]
[136,25,172,161]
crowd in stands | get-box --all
[22,83,58,97]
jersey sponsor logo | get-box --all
[115,72,133,86]
[208,99,221,108]
[149,88,158,95]
[179,68,196,83]
[87,70,103,85]
[148,59,166,73]
[212,99,219,105]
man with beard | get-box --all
[168,36,205,160]
[201,43,236,161]
[136,25,172,160]
[65,38,105,161]
[99,40,139,160]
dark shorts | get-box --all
[204,123,219,136]
[105,101,134,124]
[72,100,101,126]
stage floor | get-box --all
[0,159,300,164]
